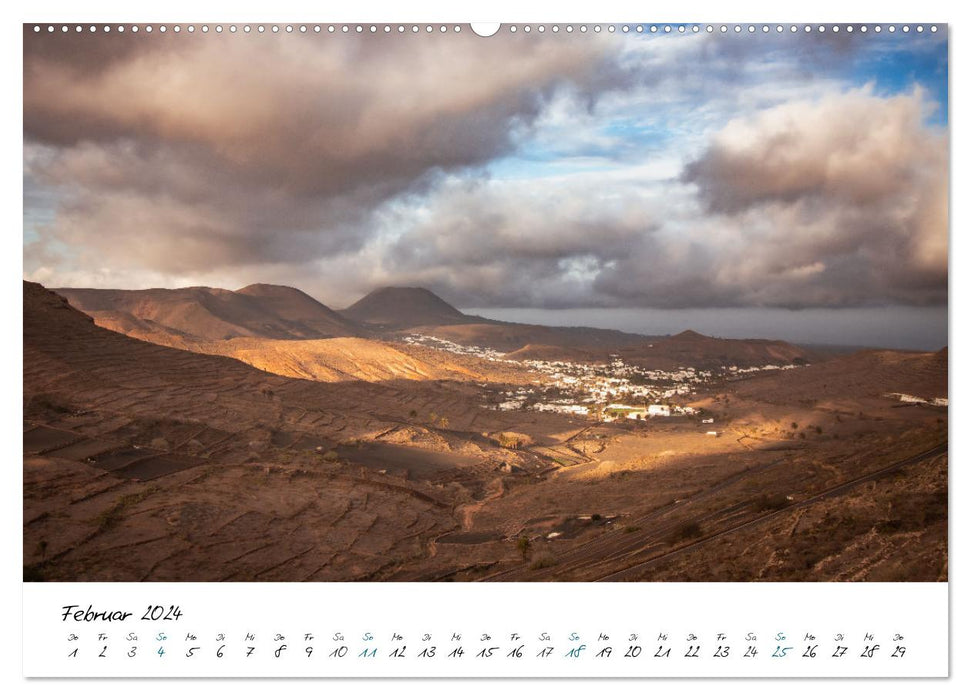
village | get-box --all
[402,333,800,424]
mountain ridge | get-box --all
[57,283,362,341]
[52,281,823,367]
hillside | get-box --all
[730,347,948,404]
[617,329,814,370]
[409,321,653,354]
[233,283,361,336]
[504,343,605,362]
[57,284,362,341]
[474,328,813,368]
[23,281,580,582]
[24,282,505,436]
[179,336,538,384]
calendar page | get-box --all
[20,7,950,684]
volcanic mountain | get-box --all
[57,284,362,342]
[341,286,470,329]
[341,286,656,352]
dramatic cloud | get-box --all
[312,87,947,310]
[678,87,948,307]
[355,173,668,308]
[24,27,948,320]
[24,30,614,279]
[684,87,944,212]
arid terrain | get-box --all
[25,281,947,582]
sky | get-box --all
[22,24,949,349]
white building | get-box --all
[648,404,671,417]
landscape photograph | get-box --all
[23,24,947,583]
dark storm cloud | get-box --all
[25,31,615,194]
[676,87,948,308]
[24,29,614,277]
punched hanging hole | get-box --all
[470,23,501,37]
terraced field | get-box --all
[23,282,581,581]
